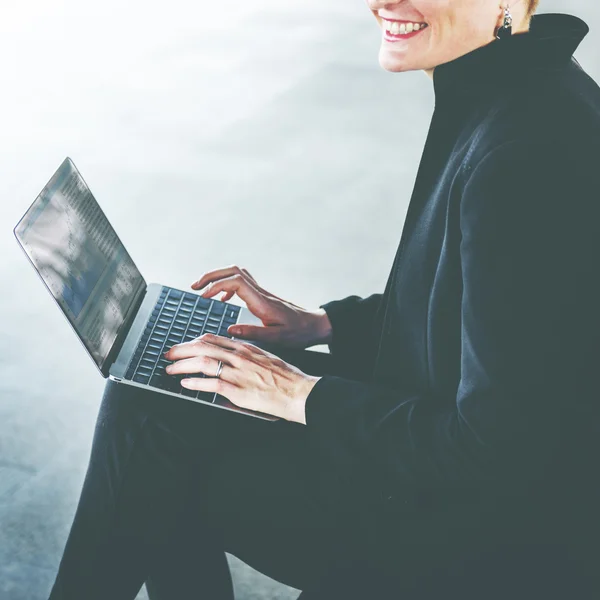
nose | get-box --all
[367,0,405,8]
[367,0,405,17]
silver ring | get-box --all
[215,360,223,379]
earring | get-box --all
[495,5,513,39]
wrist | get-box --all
[308,308,333,346]
[288,375,321,425]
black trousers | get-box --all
[47,349,402,600]
[47,347,590,600]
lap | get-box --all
[98,352,380,591]
[192,421,374,591]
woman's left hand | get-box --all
[164,333,320,424]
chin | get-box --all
[378,53,414,73]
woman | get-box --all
[49,1,600,599]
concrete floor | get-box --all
[1,1,598,599]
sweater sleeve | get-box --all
[305,137,599,509]
[318,293,383,379]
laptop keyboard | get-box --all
[124,287,241,401]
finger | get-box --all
[238,267,299,307]
[181,374,238,399]
[191,265,249,291]
[198,274,270,311]
[165,336,240,363]
[165,354,222,377]
[166,333,252,361]
[241,268,257,284]
[191,265,291,308]
[221,290,235,302]
[228,323,283,343]
[239,267,286,302]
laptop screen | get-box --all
[14,158,146,372]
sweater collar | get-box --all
[432,13,589,105]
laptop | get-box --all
[14,157,278,421]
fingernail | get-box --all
[229,326,240,335]
[181,379,192,386]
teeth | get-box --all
[383,20,426,34]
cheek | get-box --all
[413,0,452,22]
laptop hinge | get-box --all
[100,282,148,378]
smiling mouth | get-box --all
[381,19,428,35]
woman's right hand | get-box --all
[190,265,332,349]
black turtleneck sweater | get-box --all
[305,12,600,587]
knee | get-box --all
[97,380,192,435]
[96,380,153,433]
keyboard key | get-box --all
[195,297,211,309]
[210,302,225,315]
[181,387,199,398]
[150,375,179,393]
[198,391,216,403]
[133,373,150,384]
[135,370,153,381]
[168,289,183,300]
